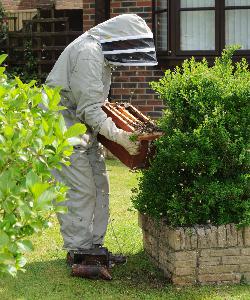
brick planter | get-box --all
[139,213,250,286]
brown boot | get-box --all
[66,248,110,267]
[109,252,127,266]
[66,249,113,280]
[93,244,127,266]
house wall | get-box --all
[1,1,38,10]
[55,1,83,9]
[1,1,83,10]
[109,0,164,118]
[1,0,164,117]
[82,0,95,30]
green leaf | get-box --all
[63,160,71,166]
[54,206,68,214]
[41,117,49,132]
[2,197,15,213]
[43,135,55,145]
[0,134,5,144]
[27,80,36,88]
[0,171,15,194]
[16,256,27,268]
[6,265,17,276]
[31,182,50,200]
[67,137,82,146]
[36,189,56,210]
[54,122,63,139]
[0,66,6,76]
[16,240,34,253]
[65,123,86,138]
[44,86,62,110]
[58,114,66,134]
[19,154,28,162]
[32,93,42,107]
[0,231,9,247]
[0,253,14,265]
[18,204,32,219]
[26,171,40,190]
[4,126,14,138]
[0,54,8,65]
[41,91,49,107]
[15,76,24,89]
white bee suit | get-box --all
[46,14,157,250]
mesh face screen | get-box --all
[101,38,155,52]
[104,51,157,64]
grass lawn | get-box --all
[0,159,250,300]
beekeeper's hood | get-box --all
[88,14,157,66]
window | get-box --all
[225,0,250,49]
[154,0,168,51]
[179,0,215,51]
[153,0,250,64]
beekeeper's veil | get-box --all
[88,14,157,66]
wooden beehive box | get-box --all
[97,102,162,169]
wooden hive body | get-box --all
[97,102,162,169]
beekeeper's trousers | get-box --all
[52,143,109,250]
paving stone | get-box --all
[199,264,239,274]
[197,227,208,248]
[240,264,250,272]
[226,224,238,247]
[175,267,196,276]
[217,225,227,248]
[198,273,240,283]
[222,255,250,265]
[200,248,240,257]
[243,227,250,246]
[241,248,250,256]
[199,256,221,266]
[175,250,197,261]
[205,225,218,248]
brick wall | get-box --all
[1,1,38,10]
[111,66,164,118]
[110,0,164,118]
[82,0,95,31]
[2,0,95,36]
[1,0,165,117]
[139,213,250,285]
[55,0,83,9]
[2,0,83,10]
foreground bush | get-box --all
[132,47,250,227]
[0,54,86,276]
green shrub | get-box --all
[132,47,250,227]
[0,54,86,276]
[0,2,8,43]
[7,41,40,84]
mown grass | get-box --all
[0,159,250,300]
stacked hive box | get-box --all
[98,102,162,169]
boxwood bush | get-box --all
[0,54,86,276]
[132,47,250,227]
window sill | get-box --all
[157,53,250,68]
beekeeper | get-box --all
[46,14,157,263]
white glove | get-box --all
[99,117,140,155]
